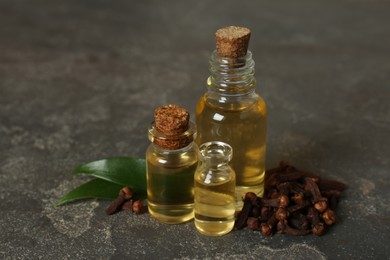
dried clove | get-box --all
[307,207,325,236]
[289,213,310,230]
[105,187,145,215]
[105,187,133,215]
[247,217,260,230]
[259,207,270,222]
[268,189,280,199]
[291,192,305,205]
[132,200,144,214]
[284,223,311,236]
[277,219,310,235]
[245,192,258,203]
[121,200,133,211]
[260,197,279,208]
[275,207,289,221]
[276,219,287,234]
[235,162,346,237]
[305,178,328,213]
[287,200,310,214]
[106,196,126,215]
[322,190,341,210]
[235,193,256,229]
[121,186,133,200]
[252,206,261,218]
[322,209,337,225]
[279,195,290,208]
[261,213,278,236]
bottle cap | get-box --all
[153,104,192,150]
[215,26,251,58]
[154,104,189,135]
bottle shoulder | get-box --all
[196,92,267,115]
[195,166,236,185]
[146,143,198,168]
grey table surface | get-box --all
[1,0,389,259]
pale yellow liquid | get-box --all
[194,172,235,236]
[196,94,267,209]
[146,145,197,224]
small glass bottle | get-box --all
[196,26,267,209]
[194,141,236,236]
[146,105,197,224]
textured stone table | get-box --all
[1,0,389,259]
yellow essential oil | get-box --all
[147,147,197,224]
[196,91,266,208]
[194,141,236,236]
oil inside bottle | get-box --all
[147,145,197,224]
[194,175,236,236]
[196,93,267,209]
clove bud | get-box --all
[132,200,144,214]
[105,187,145,215]
[322,209,337,225]
[247,217,260,230]
[105,187,133,215]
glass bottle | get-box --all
[196,27,267,209]
[146,105,198,224]
[194,141,236,236]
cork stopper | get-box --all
[154,104,189,135]
[215,26,251,58]
[153,104,192,150]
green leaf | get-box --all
[54,178,123,206]
[72,157,147,195]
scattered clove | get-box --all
[105,187,132,215]
[105,186,145,215]
[132,200,144,214]
[235,161,346,237]
[121,200,134,211]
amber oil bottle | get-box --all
[146,105,198,224]
[196,26,267,209]
[194,141,236,236]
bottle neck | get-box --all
[152,142,195,154]
[148,121,197,151]
[198,141,232,170]
[207,50,256,96]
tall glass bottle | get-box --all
[146,105,198,224]
[194,141,236,236]
[196,26,267,209]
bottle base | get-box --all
[148,202,194,224]
[195,218,234,236]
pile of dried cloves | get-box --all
[235,161,347,236]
